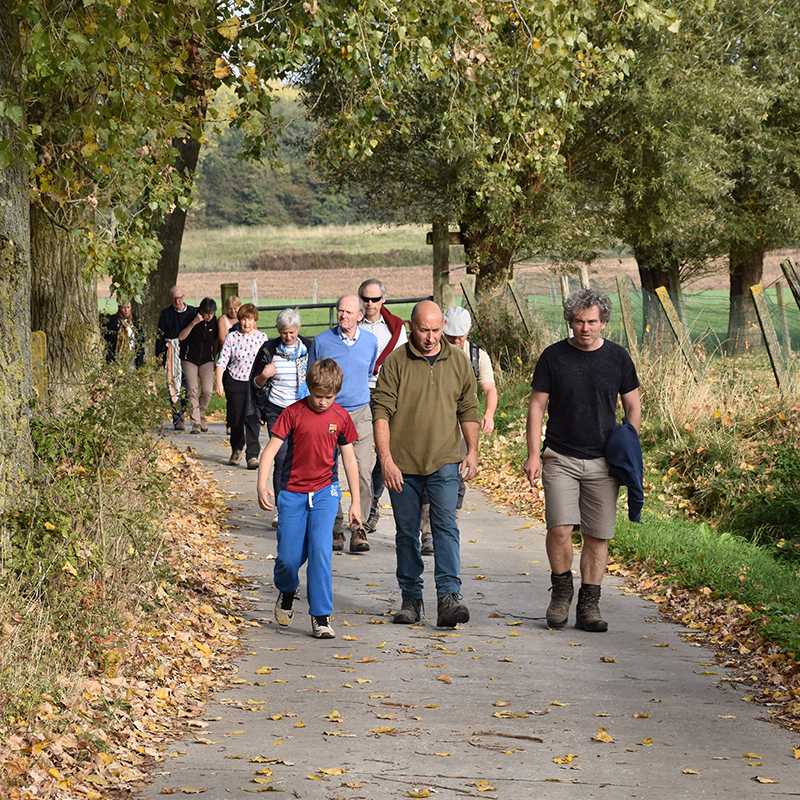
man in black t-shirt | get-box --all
[156,286,196,431]
[524,288,641,633]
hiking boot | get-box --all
[392,597,424,624]
[575,584,608,633]
[190,424,201,434]
[349,527,370,553]
[420,532,434,556]
[332,530,345,552]
[436,593,469,628]
[364,505,380,534]
[311,615,335,639]
[546,571,574,629]
[246,457,259,470]
[228,449,243,465]
[200,421,209,432]
[174,418,186,431]
[274,591,295,627]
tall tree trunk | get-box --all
[726,242,764,354]
[140,135,203,337]
[0,9,33,506]
[459,218,515,297]
[30,203,98,396]
[633,243,683,352]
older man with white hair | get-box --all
[310,294,378,553]
[156,286,196,430]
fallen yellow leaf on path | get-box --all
[255,666,272,675]
[753,776,778,784]
[681,768,699,775]
[472,779,496,791]
[406,789,431,798]
[592,727,614,743]
[552,753,577,765]
[319,767,346,776]
[436,674,453,684]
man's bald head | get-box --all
[170,286,186,310]
[410,300,444,356]
[337,293,363,336]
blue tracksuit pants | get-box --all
[274,483,340,617]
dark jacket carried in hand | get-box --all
[604,421,644,522]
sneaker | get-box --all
[228,449,243,465]
[332,530,345,552]
[246,457,259,470]
[436,593,469,628]
[349,527,370,553]
[190,424,201,435]
[274,591,295,627]
[420,532,434,556]
[271,514,279,530]
[575,584,608,633]
[311,615,335,639]
[546,571,575,630]
[392,597,424,624]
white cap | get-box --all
[444,306,472,337]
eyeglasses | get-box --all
[360,295,383,303]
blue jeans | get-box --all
[369,457,384,515]
[389,462,462,600]
[274,483,340,617]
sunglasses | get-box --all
[360,295,383,303]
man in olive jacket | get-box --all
[372,300,480,628]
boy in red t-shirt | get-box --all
[257,359,361,639]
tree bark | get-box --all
[726,242,764,354]
[633,243,683,352]
[30,203,98,396]
[0,9,33,506]
[459,218,515,297]
[140,134,203,338]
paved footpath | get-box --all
[140,426,798,799]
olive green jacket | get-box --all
[372,338,479,475]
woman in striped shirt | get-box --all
[215,303,268,468]
[251,308,315,525]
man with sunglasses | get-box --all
[358,279,407,535]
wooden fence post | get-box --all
[221,282,239,309]
[616,275,639,362]
[775,281,792,360]
[31,330,48,402]
[506,279,535,338]
[579,265,590,289]
[780,258,800,310]
[750,283,787,393]
[655,286,700,381]
[559,275,571,335]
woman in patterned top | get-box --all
[215,303,268,467]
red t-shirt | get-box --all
[271,400,358,493]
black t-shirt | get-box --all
[183,317,218,365]
[156,304,197,361]
[531,338,639,459]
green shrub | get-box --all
[0,363,171,716]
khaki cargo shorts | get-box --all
[541,447,620,540]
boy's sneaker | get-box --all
[311,616,335,639]
[436,593,469,628]
[274,591,295,627]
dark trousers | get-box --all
[369,458,384,515]
[264,399,290,499]
[226,378,260,459]
[222,371,233,429]
[171,372,189,426]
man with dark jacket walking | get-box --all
[156,286,196,430]
[524,288,641,633]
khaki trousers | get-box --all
[182,361,214,426]
[336,404,375,527]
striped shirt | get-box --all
[216,330,267,381]
[268,353,304,408]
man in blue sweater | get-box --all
[310,294,378,553]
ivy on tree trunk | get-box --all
[30,203,98,396]
[0,9,33,504]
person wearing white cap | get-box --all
[417,306,498,555]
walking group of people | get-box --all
[142,281,642,643]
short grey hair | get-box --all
[563,288,612,324]
[275,307,301,331]
[338,293,365,316]
[358,278,386,297]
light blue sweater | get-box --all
[310,327,378,411]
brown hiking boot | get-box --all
[575,584,608,632]
[546,571,574,629]
[349,527,370,553]
[332,530,345,552]
[420,532,434,556]
[436,593,469,628]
